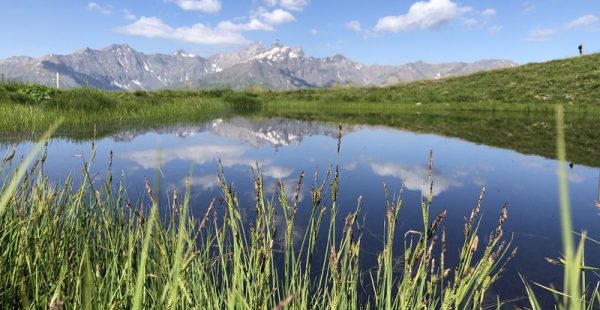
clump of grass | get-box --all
[0,125,514,309]
[223,91,263,113]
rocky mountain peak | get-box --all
[103,44,134,54]
[251,42,304,62]
[75,47,94,55]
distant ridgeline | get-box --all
[0,42,516,91]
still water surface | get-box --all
[3,116,599,301]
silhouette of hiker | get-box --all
[578,44,583,56]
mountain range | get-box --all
[0,42,517,90]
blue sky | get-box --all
[0,0,598,65]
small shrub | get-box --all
[16,83,56,104]
[133,90,148,97]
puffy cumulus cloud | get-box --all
[525,28,555,42]
[116,17,172,38]
[87,2,112,15]
[261,9,296,25]
[565,14,598,29]
[374,0,471,32]
[369,162,461,197]
[171,0,221,14]
[115,17,248,45]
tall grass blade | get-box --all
[555,104,581,309]
[132,178,160,310]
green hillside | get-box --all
[269,53,600,105]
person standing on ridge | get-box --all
[578,44,583,56]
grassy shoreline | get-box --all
[1,98,599,167]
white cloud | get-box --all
[309,28,318,35]
[217,19,274,32]
[280,0,310,11]
[186,175,219,191]
[188,174,219,191]
[525,28,555,42]
[87,2,112,15]
[123,9,136,20]
[481,8,496,17]
[261,9,296,25]
[116,17,248,45]
[374,0,471,32]
[139,7,294,45]
[369,162,461,197]
[119,144,252,169]
[262,165,294,179]
[487,25,502,35]
[565,15,598,29]
[171,0,221,14]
